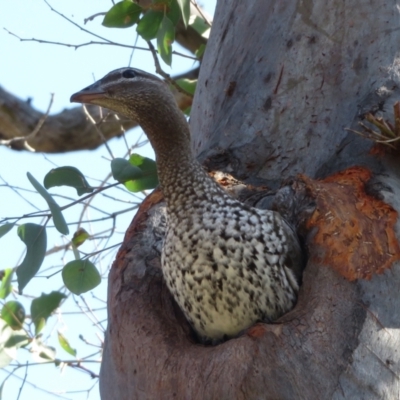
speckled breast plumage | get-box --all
[161,168,301,343]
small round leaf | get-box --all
[72,228,90,248]
[62,260,101,295]
[1,301,25,330]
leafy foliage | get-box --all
[44,166,94,196]
[175,78,197,96]
[102,0,142,28]
[1,301,25,330]
[124,154,159,192]
[0,223,14,239]
[31,292,66,335]
[111,158,143,182]
[0,0,213,396]
[16,223,47,293]
[176,0,190,28]
[112,154,159,192]
[62,260,101,295]
[101,0,207,69]
[58,332,77,357]
[136,10,164,40]
[71,228,90,248]
[27,173,69,235]
[0,269,13,300]
[157,15,175,65]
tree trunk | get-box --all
[100,0,400,398]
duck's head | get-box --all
[70,67,174,121]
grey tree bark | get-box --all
[99,0,400,399]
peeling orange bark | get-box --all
[302,167,400,280]
[115,188,164,271]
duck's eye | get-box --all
[122,69,136,79]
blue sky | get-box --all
[0,1,215,398]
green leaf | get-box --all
[38,346,56,360]
[175,78,197,96]
[175,0,190,28]
[111,158,143,183]
[44,167,94,196]
[0,269,13,300]
[124,154,158,192]
[195,43,206,59]
[62,260,101,295]
[0,223,15,240]
[103,0,142,28]
[136,10,163,41]
[31,292,66,335]
[112,155,158,192]
[16,224,47,293]
[35,319,46,336]
[4,333,29,349]
[157,15,175,66]
[167,0,181,26]
[58,332,77,357]
[71,228,90,248]
[1,301,25,330]
[27,173,69,235]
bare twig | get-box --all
[375,136,400,144]
[69,362,99,379]
[82,105,114,159]
[4,364,71,399]
[344,128,397,149]
[73,296,106,334]
[128,32,140,68]
[44,0,123,46]
[112,114,131,156]
[70,106,117,230]
[81,242,123,260]
[84,12,107,24]
[346,102,400,150]
[80,296,106,332]
[79,334,103,348]
[147,41,194,98]
[190,0,213,26]
[4,28,148,51]
[0,182,122,223]
[16,362,28,400]
[171,50,198,61]
[0,176,41,210]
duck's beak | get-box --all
[70,83,106,104]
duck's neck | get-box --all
[135,101,217,207]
